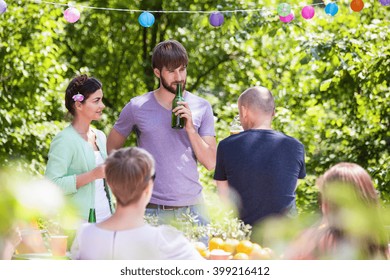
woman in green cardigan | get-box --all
[45,74,114,224]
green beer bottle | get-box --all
[171,83,185,129]
[88,208,96,223]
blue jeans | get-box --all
[145,204,209,226]
[145,204,209,245]
[284,201,298,218]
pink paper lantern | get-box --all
[279,13,294,23]
[301,6,315,20]
[64,7,80,23]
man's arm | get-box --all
[187,133,216,171]
[215,180,230,203]
[174,101,216,170]
[107,128,127,155]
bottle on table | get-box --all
[88,208,96,223]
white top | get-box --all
[94,151,111,222]
[71,224,203,260]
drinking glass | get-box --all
[229,115,243,135]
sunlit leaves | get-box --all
[0,0,388,211]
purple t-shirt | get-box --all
[114,91,215,206]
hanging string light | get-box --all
[277,3,291,17]
[350,0,364,11]
[301,6,315,20]
[64,6,80,23]
[280,13,294,23]
[209,12,224,27]
[8,0,387,26]
[325,3,339,16]
[138,11,155,27]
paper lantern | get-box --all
[277,3,291,17]
[301,6,315,20]
[64,7,80,23]
[209,12,224,27]
[138,12,155,27]
[279,13,294,23]
[350,0,364,11]
[0,0,7,15]
[325,3,339,16]
[379,0,390,6]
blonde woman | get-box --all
[285,162,388,260]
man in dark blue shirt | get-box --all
[214,86,306,226]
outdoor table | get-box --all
[12,252,71,260]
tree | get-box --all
[1,0,389,213]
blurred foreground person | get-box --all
[0,169,74,259]
[285,162,389,260]
[71,147,202,260]
[0,227,21,260]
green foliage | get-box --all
[1,0,389,217]
[0,3,67,175]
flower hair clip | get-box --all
[72,93,84,102]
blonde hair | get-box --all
[315,162,387,259]
[105,147,155,206]
[317,162,379,207]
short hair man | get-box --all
[214,86,306,226]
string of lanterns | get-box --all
[1,0,389,26]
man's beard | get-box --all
[161,75,186,94]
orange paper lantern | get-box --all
[350,0,364,12]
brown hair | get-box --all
[65,74,102,116]
[151,40,188,71]
[105,147,155,207]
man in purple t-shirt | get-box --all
[107,40,216,224]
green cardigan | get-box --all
[45,125,114,220]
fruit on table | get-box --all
[208,237,224,251]
[194,237,274,260]
[193,241,208,258]
[233,252,249,260]
[202,250,210,259]
[250,246,273,260]
[223,238,240,254]
[236,240,254,255]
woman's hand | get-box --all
[92,164,106,180]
